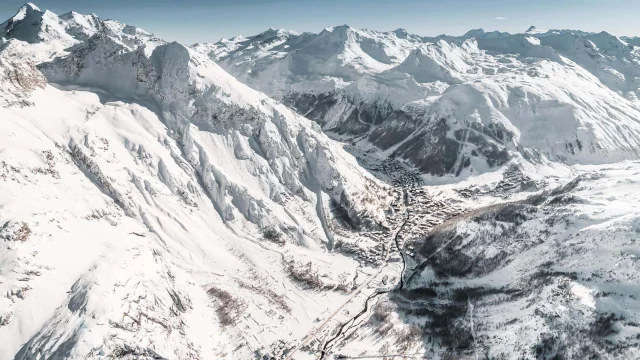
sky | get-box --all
[2,0,640,44]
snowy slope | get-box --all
[0,83,386,360]
[0,5,393,360]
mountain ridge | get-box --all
[197,22,640,177]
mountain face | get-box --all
[2,3,640,360]
[198,25,640,177]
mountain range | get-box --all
[195,23,640,178]
[1,3,640,360]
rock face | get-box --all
[0,220,31,242]
[197,25,640,177]
[0,57,47,106]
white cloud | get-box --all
[495,16,507,20]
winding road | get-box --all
[281,187,412,360]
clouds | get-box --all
[495,16,506,20]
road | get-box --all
[283,190,411,360]
[318,190,410,360]
[282,260,387,360]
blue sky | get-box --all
[2,0,640,44]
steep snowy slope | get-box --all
[0,5,393,360]
[38,34,389,233]
[199,26,640,178]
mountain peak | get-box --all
[318,24,354,38]
[252,27,296,42]
[5,2,42,24]
[60,10,89,18]
[0,2,73,44]
[21,2,40,12]
[393,28,408,38]
[464,28,486,38]
[324,24,352,32]
[596,30,615,37]
[525,25,548,35]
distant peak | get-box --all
[60,10,98,19]
[260,27,279,34]
[58,10,78,19]
[525,25,547,35]
[324,24,351,32]
[597,30,614,37]
[253,27,295,41]
[9,2,42,22]
[393,28,408,38]
[1,2,42,26]
[464,28,486,37]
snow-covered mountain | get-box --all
[0,4,393,360]
[2,3,640,360]
[197,25,640,177]
[0,3,72,45]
